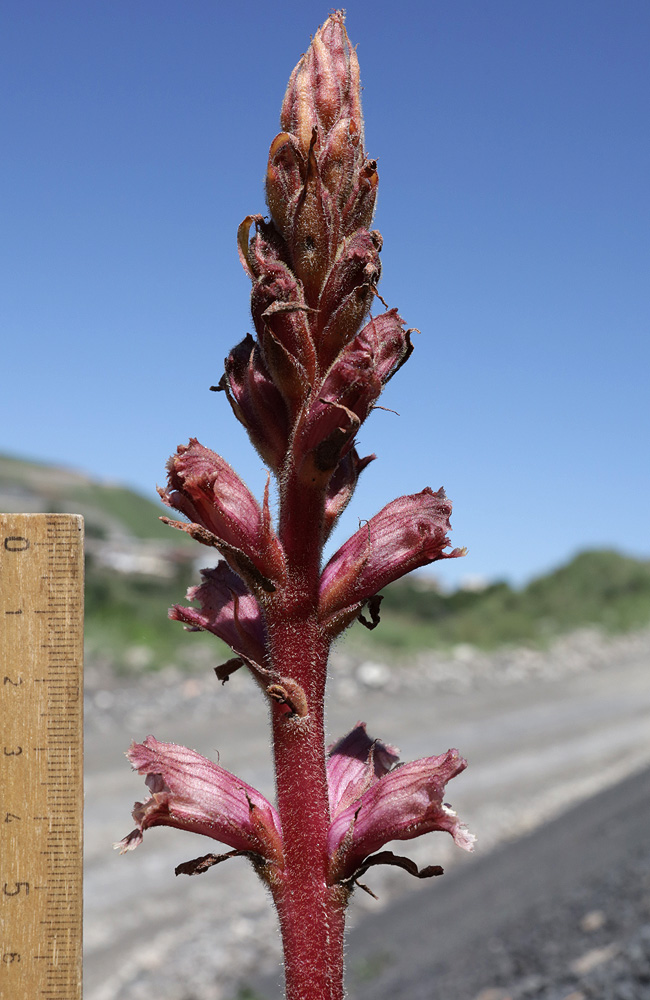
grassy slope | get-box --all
[0,452,177,540]
[3,455,649,668]
[84,562,228,672]
[1,453,211,670]
[346,549,650,656]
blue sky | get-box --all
[2,0,648,588]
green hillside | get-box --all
[3,455,649,671]
[348,549,650,655]
[0,453,213,671]
[84,561,226,672]
[0,452,178,541]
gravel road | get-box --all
[328,761,650,1000]
[83,628,650,999]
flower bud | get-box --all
[314,230,382,370]
[291,310,412,492]
[288,136,338,304]
[323,448,375,540]
[264,12,376,309]
[217,335,289,471]
[318,308,413,425]
[341,158,379,236]
[265,133,305,236]
[280,11,363,160]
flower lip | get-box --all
[326,721,400,818]
[169,562,267,667]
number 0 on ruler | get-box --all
[0,514,83,1000]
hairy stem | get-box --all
[264,470,345,999]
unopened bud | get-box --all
[280,11,363,158]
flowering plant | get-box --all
[118,13,473,999]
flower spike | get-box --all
[128,13,470,1000]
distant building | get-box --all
[85,537,194,578]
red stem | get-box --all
[263,470,345,999]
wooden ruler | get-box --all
[0,514,83,1000]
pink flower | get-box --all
[159,438,285,591]
[326,722,400,818]
[312,230,382,371]
[169,562,267,678]
[326,723,474,884]
[240,216,316,382]
[293,310,414,484]
[115,736,283,868]
[319,487,465,624]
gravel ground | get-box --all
[85,627,650,735]
[83,626,650,999]
[337,763,650,1000]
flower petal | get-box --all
[329,748,474,881]
[115,736,283,864]
[326,722,399,818]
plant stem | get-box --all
[264,469,345,999]
[270,696,345,1000]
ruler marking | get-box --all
[0,513,83,1000]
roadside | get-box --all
[340,763,650,1000]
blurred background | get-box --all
[1,2,649,998]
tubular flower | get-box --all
[216,334,290,473]
[169,562,267,680]
[293,310,413,485]
[116,737,283,873]
[159,438,285,592]
[319,488,466,626]
[327,723,475,886]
